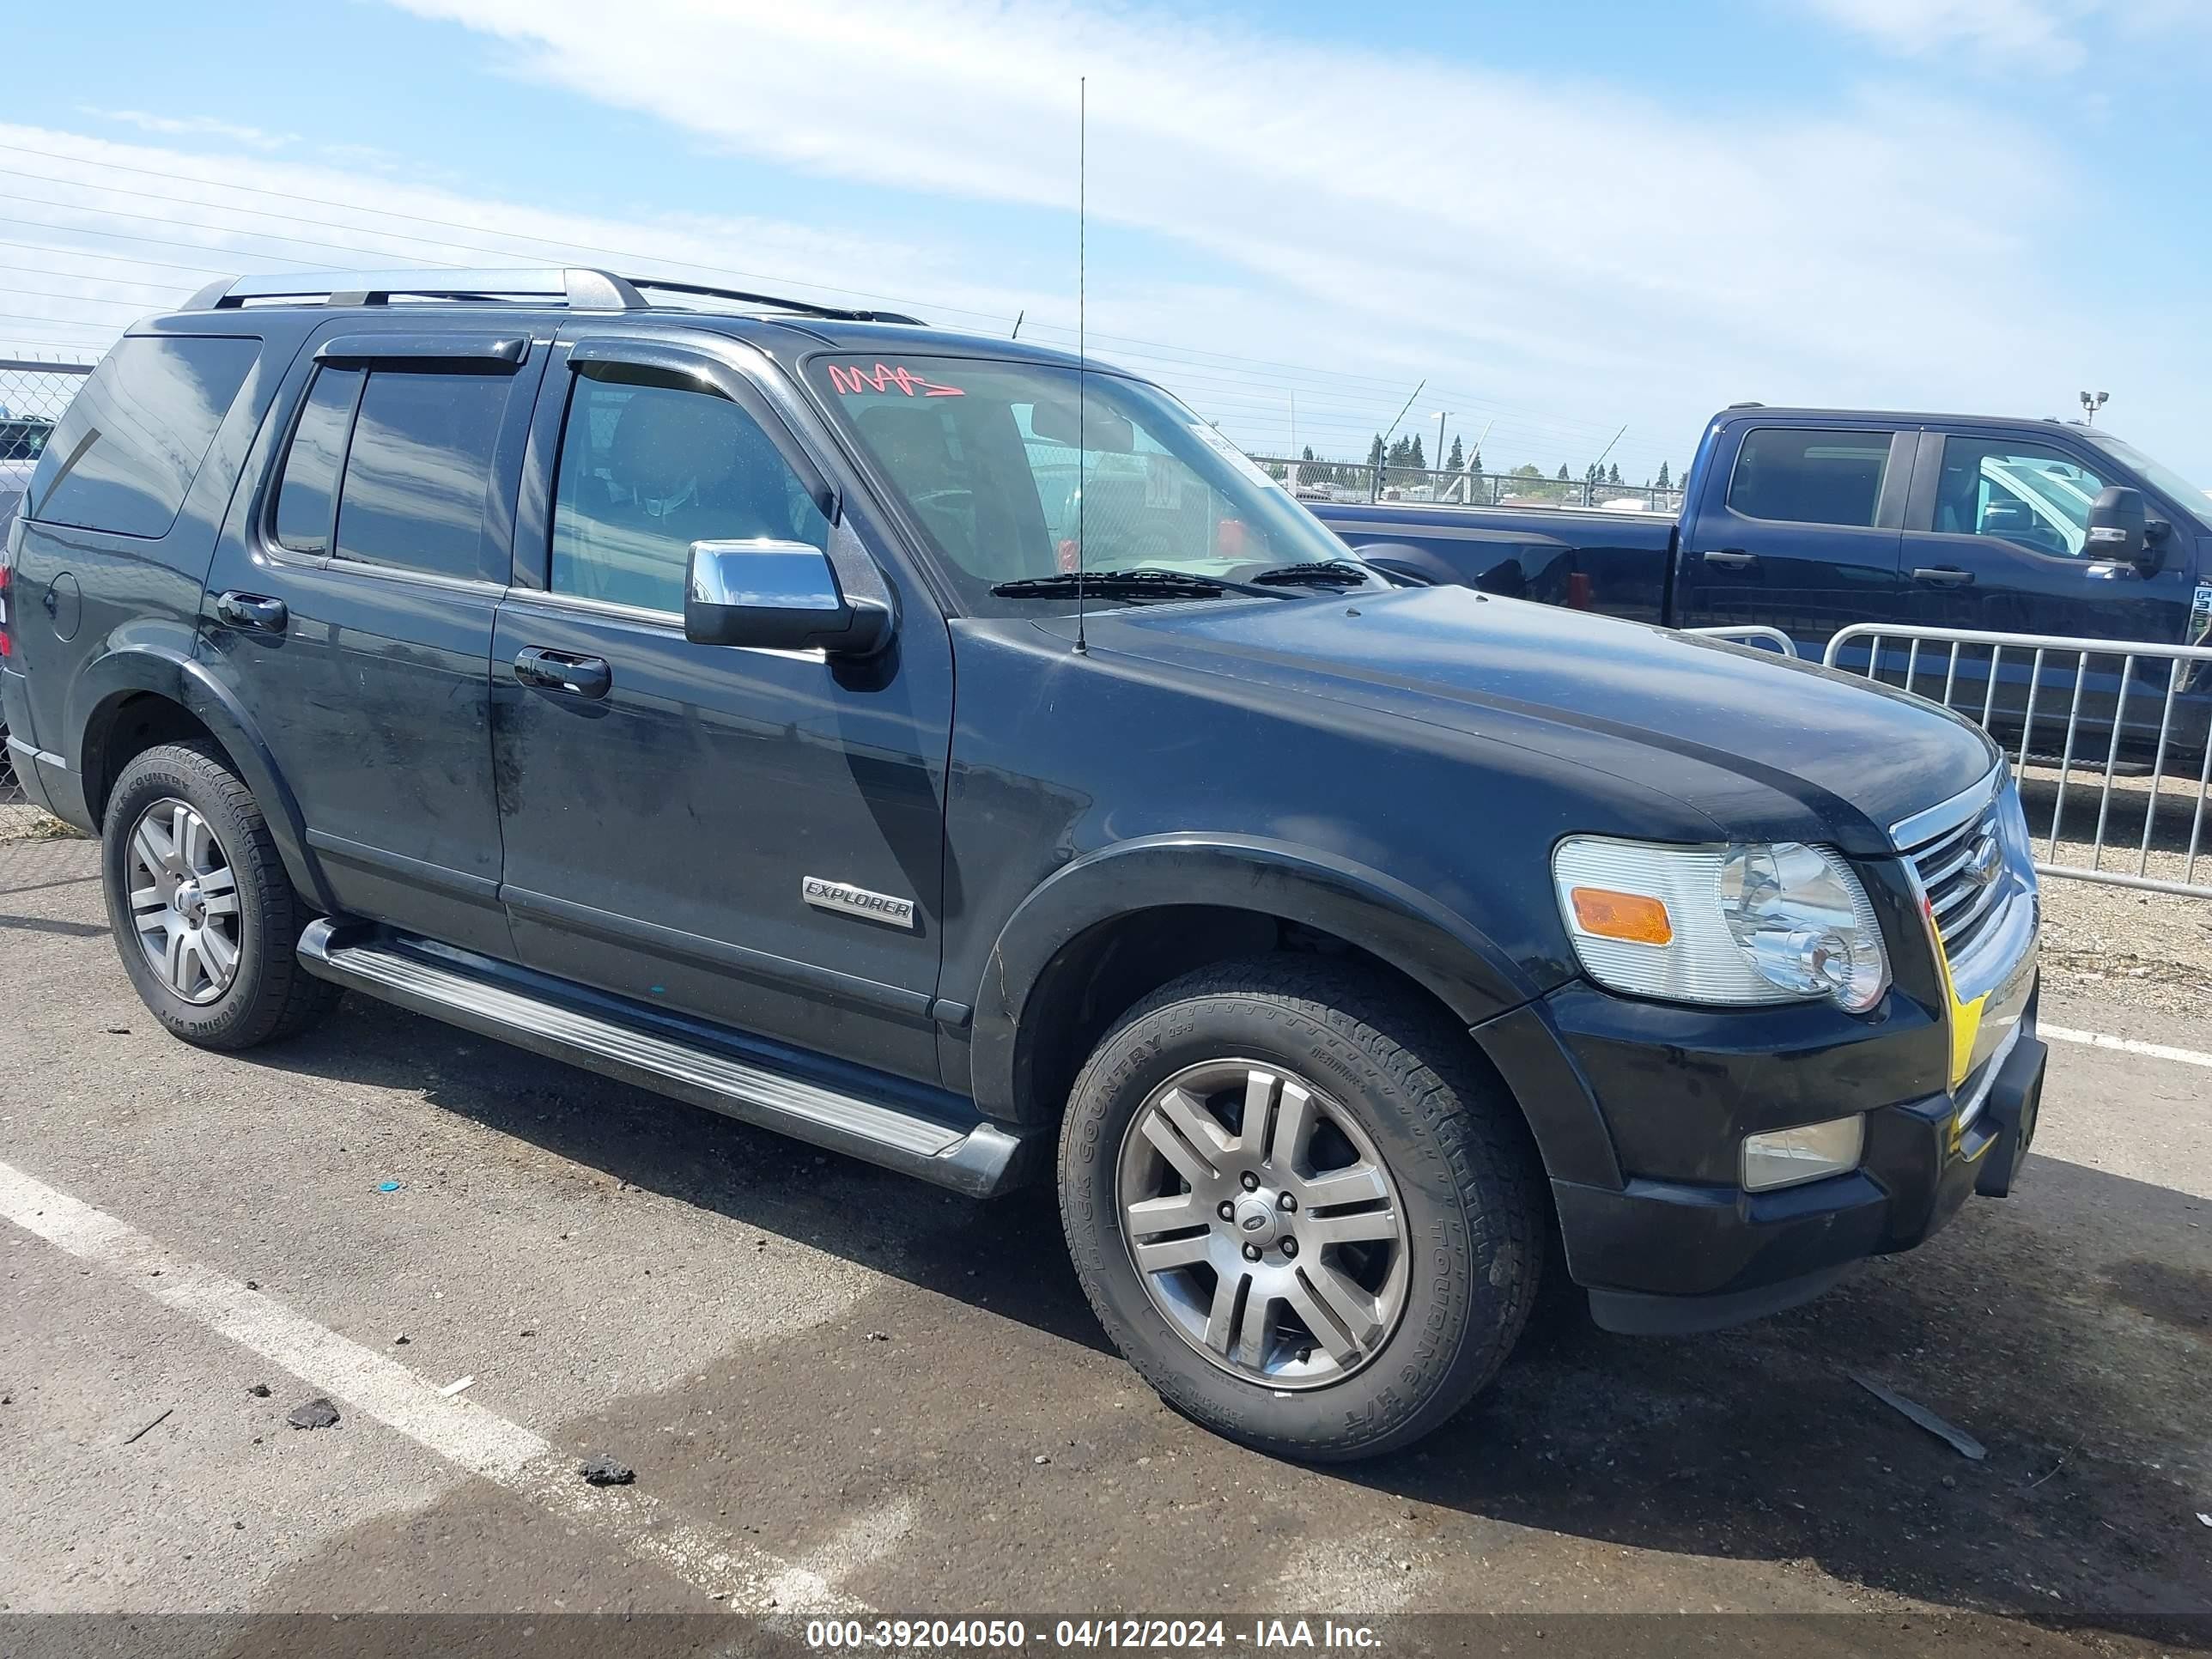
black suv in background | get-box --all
[2,269,2045,1460]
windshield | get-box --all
[809,355,1358,612]
[2086,433,2212,528]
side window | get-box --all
[27,335,259,538]
[550,363,828,614]
[1726,428,1892,527]
[1934,437,2106,559]
[331,368,513,581]
[272,367,363,555]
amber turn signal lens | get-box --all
[1569,886,1674,945]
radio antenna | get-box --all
[1073,75,1089,656]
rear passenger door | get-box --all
[490,331,955,1085]
[198,328,544,957]
[1674,423,1915,660]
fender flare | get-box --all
[969,833,1547,1123]
[70,641,336,913]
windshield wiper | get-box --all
[991,568,1236,599]
[1247,558,1378,587]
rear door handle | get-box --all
[1699,549,1758,569]
[514,646,611,699]
[1911,566,1975,586]
[215,592,288,633]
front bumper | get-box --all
[1484,971,2045,1337]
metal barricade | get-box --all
[1824,623,2212,898]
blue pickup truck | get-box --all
[1313,406,2212,748]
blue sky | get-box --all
[6,0,2209,484]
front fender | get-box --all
[69,637,334,912]
[970,833,1552,1121]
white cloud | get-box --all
[11,0,2212,483]
[76,107,300,152]
[1795,0,2207,70]
[368,0,2169,474]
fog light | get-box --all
[1742,1115,1864,1192]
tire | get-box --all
[101,740,337,1050]
[1058,956,1544,1462]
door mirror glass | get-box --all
[2086,484,2150,567]
[684,538,891,655]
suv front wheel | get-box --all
[101,740,336,1049]
[1059,957,1543,1461]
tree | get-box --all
[1607,462,1621,485]
[1302,445,1316,462]
[1367,434,1386,477]
[1446,435,1464,472]
[1408,434,1425,471]
[1656,461,1672,490]
[1469,447,1483,477]
[1555,463,1571,481]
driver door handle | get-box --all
[215,592,288,633]
[1699,549,1758,569]
[1911,566,1975,586]
[514,646,611,700]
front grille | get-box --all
[1909,805,2010,961]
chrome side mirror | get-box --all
[684,538,892,655]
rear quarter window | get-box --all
[27,335,260,538]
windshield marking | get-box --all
[825,362,967,398]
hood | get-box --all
[1069,585,1996,855]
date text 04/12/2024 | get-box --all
[803,1620,1383,1650]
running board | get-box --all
[295,920,1037,1197]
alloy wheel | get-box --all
[1115,1058,1410,1389]
[125,797,242,1005]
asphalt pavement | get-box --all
[1,836,2206,1653]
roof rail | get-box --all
[617,276,922,325]
[179,266,924,325]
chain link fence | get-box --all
[1251,455,1685,515]
[1,359,93,831]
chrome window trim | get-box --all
[496,586,830,662]
[1890,763,2003,853]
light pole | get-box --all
[2079,391,2109,425]
[1433,411,1449,495]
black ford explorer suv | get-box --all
[2,268,2045,1461]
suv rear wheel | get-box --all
[1059,957,1543,1461]
[101,741,336,1049]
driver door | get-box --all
[490,331,957,1084]
[1897,430,2201,744]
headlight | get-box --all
[1553,837,1889,1012]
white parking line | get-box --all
[0,1157,884,1614]
[2043,1024,2212,1071]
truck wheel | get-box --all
[100,741,336,1050]
[1059,957,1543,1461]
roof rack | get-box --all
[180,266,923,325]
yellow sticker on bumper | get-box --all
[1925,897,1986,1093]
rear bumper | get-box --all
[1506,981,2045,1336]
